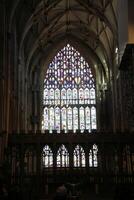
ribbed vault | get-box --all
[9,0,117,81]
[7,0,118,131]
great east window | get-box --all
[42,44,97,133]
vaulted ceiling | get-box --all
[9,0,118,81]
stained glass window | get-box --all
[73,107,78,132]
[61,107,67,131]
[55,89,60,105]
[50,107,54,133]
[55,107,60,133]
[74,145,86,167]
[42,43,96,133]
[57,145,69,167]
[41,144,98,168]
[89,144,98,167]
[85,107,91,131]
[68,107,73,130]
[42,145,53,167]
[91,107,97,129]
[80,107,85,132]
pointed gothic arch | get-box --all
[57,144,69,167]
[73,145,86,167]
[89,144,98,167]
[42,43,97,133]
[42,145,53,168]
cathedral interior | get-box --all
[0,0,134,199]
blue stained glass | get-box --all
[49,107,54,133]
[42,43,96,133]
[61,107,67,131]
[79,88,84,104]
[73,107,78,132]
[73,88,78,104]
[44,89,49,104]
[61,89,66,104]
[80,107,85,132]
[68,107,72,130]
[42,107,49,130]
[85,88,90,104]
[67,89,72,104]
[55,89,60,105]
[55,107,60,133]
[85,107,91,132]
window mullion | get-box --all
[42,43,96,134]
